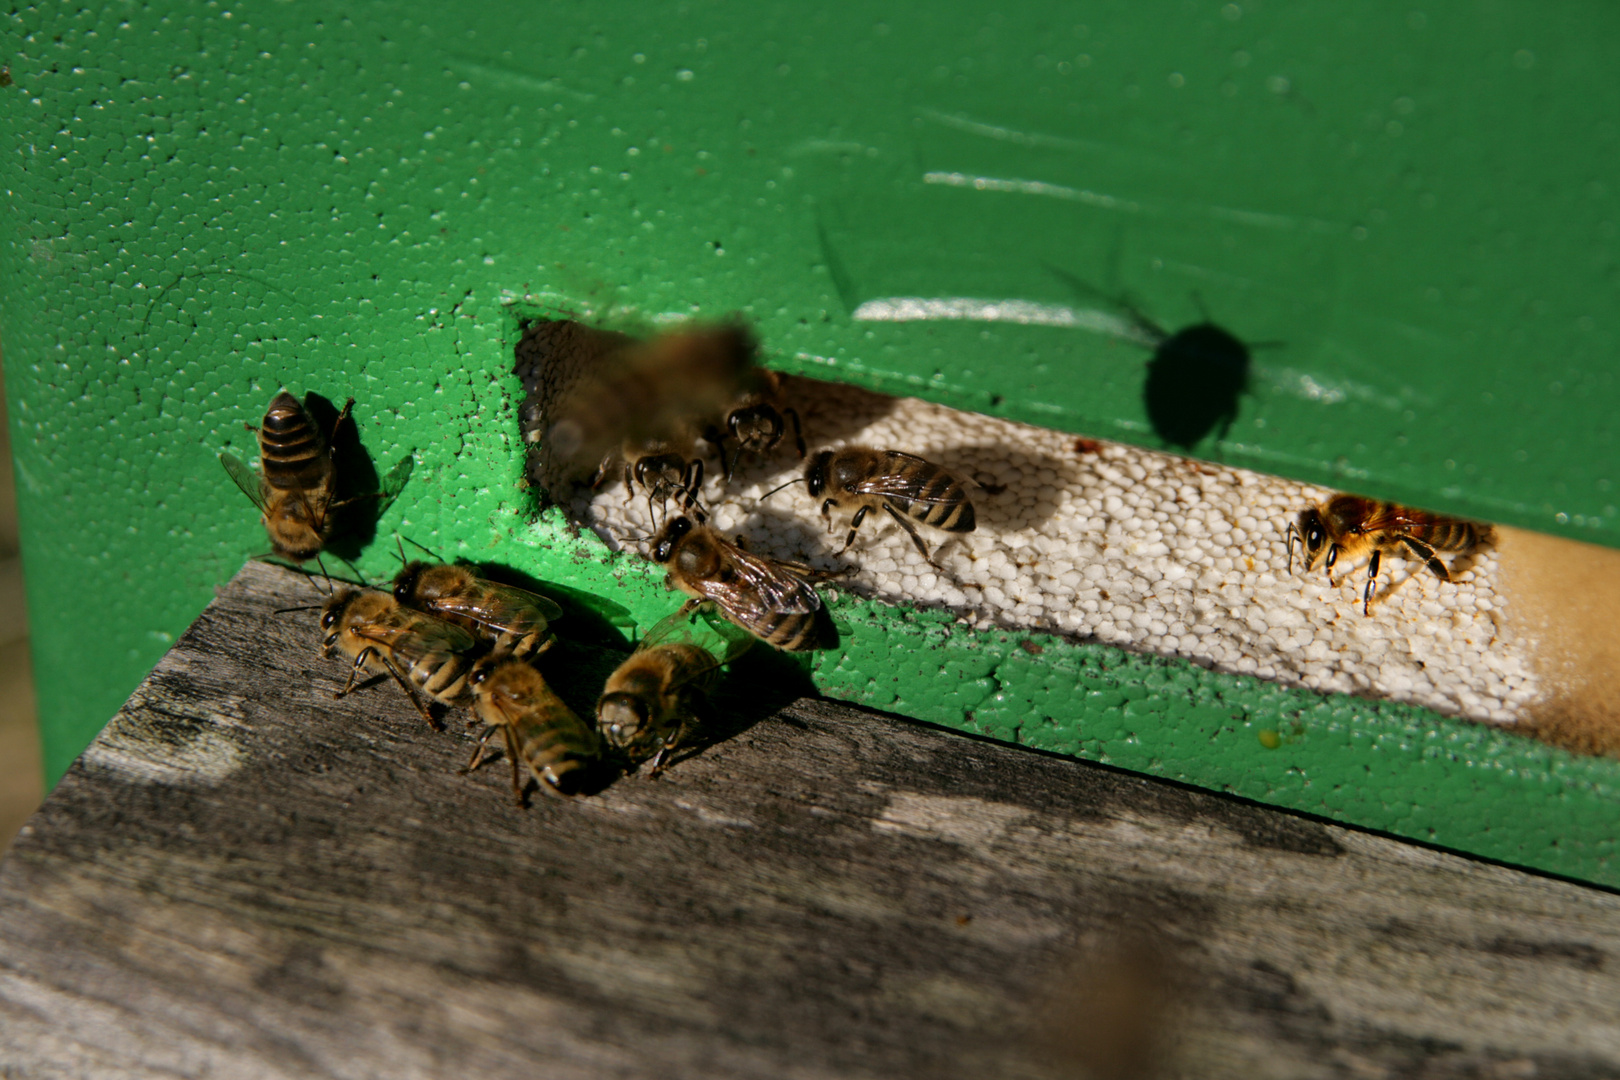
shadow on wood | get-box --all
[2,561,1618,1079]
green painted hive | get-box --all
[3,3,1617,883]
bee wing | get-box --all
[698,543,823,632]
[219,452,269,512]
[377,451,414,511]
[1357,505,1433,533]
[352,612,478,656]
[430,582,564,633]
[847,456,964,505]
[640,602,755,665]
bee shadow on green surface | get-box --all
[658,642,823,774]
[474,560,637,652]
[306,391,385,561]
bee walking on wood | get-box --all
[649,513,830,652]
[707,368,805,481]
[546,322,759,483]
[466,657,603,803]
[391,558,563,661]
[598,603,753,774]
[1286,495,1493,615]
[320,589,478,728]
[221,391,412,564]
[804,446,975,569]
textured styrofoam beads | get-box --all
[565,375,1537,729]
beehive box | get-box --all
[3,2,1618,884]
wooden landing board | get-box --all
[1,561,1618,1079]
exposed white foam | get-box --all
[567,375,1538,729]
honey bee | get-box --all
[546,322,759,482]
[320,589,478,728]
[597,603,753,773]
[650,514,830,651]
[221,391,411,563]
[706,368,806,480]
[1287,495,1493,614]
[805,446,975,569]
[391,560,564,660]
[465,657,604,803]
[599,428,706,520]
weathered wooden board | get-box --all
[2,561,1618,1079]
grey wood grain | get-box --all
[2,561,1619,1079]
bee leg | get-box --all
[327,397,357,445]
[680,457,704,512]
[647,730,681,777]
[1362,549,1383,616]
[504,726,526,807]
[836,506,871,555]
[820,498,838,534]
[1399,535,1450,583]
[1285,522,1299,574]
[336,647,377,699]
[1324,544,1339,588]
[883,504,945,570]
[703,425,734,483]
[461,725,501,774]
[785,406,806,458]
[377,653,443,731]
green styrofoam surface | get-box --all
[3,4,1618,882]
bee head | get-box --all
[320,590,357,633]
[596,692,651,750]
[804,450,834,498]
[652,516,694,563]
[469,658,511,696]
[1293,507,1330,570]
[392,561,428,606]
[728,403,782,450]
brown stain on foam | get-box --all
[1495,526,1620,756]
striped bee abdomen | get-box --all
[881,452,975,533]
[258,392,331,491]
[756,609,825,652]
[406,652,472,705]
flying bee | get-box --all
[546,322,759,483]
[803,446,975,569]
[391,560,564,661]
[320,588,478,728]
[466,657,604,803]
[706,368,806,481]
[650,513,830,651]
[597,603,754,774]
[1286,495,1494,615]
[220,391,412,564]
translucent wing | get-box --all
[640,601,754,666]
[696,540,822,631]
[378,451,414,511]
[426,581,564,632]
[1358,505,1446,533]
[219,452,269,512]
[352,611,477,656]
[846,453,964,506]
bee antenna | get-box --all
[757,476,807,502]
[312,555,337,595]
[273,604,326,615]
[400,534,446,562]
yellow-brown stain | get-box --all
[1496,526,1620,756]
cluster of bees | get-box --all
[220,320,1493,802]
